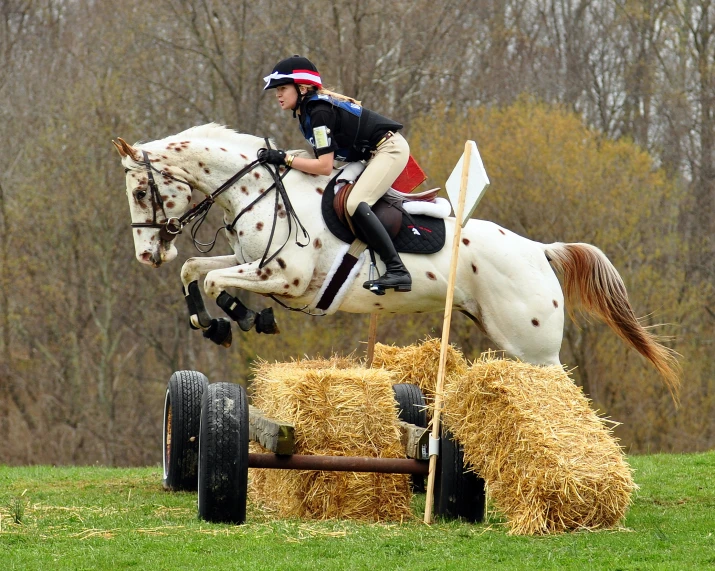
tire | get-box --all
[198,382,249,524]
[392,383,428,492]
[163,370,209,491]
[435,430,486,523]
[392,383,427,428]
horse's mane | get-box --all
[148,123,267,149]
[171,123,237,142]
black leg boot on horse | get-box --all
[351,202,412,294]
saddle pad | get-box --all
[321,178,446,255]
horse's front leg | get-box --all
[180,255,258,346]
[203,257,314,335]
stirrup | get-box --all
[362,277,411,294]
[362,266,412,294]
[364,261,386,295]
[363,279,387,296]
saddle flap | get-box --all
[322,176,446,255]
[333,183,400,239]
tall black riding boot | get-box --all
[351,202,412,293]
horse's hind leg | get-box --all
[459,244,566,366]
[464,296,564,366]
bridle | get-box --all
[129,150,189,242]
[128,144,309,262]
[128,149,263,244]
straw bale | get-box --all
[371,337,468,398]
[249,359,412,521]
[442,353,636,535]
[264,354,360,371]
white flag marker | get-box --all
[445,140,490,227]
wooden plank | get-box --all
[249,409,426,460]
[248,405,295,455]
[399,421,430,460]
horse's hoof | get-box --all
[255,308,280,335]
[203,318,232,347]
[220,332,233,348]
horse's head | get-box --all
[113,138,194,268]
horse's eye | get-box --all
[136,189,147,200]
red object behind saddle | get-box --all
[392,155,427,193]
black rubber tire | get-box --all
[198,382,249,524]
[392,383,428,492]
[435,430,486,522]
[162,370,209,491]
[392,383,428,427]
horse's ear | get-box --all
[112,139,127,158]
[114,137,141,161]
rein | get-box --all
[130,143,309,264]
[226,139,310,268]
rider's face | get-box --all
[276,84,300,111]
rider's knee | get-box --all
[346,194,370,217]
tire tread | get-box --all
[163,370,208,491]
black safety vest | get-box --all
[298,93,402,162]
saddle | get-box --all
[321,166,448,255]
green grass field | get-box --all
[0,452,713,570]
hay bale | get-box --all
[371,337,468,398]
[442,354,637,535]
[249,358,412,522]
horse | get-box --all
[113,123,680,399]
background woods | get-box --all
[0,0,712,465]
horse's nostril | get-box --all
[140,252,152,263]
[150,250,163,267]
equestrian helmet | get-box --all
[263,55,322,90]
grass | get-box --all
[0,452,713,570]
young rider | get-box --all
[261,55,412,294]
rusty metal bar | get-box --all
[248,453,429,475]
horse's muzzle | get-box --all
[139,250,163,268]
[138,243,177,268]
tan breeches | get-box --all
[345,132,410,216]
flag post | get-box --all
[423,141,473,524]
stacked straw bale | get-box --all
[249,357,412,521]
[442,353,637,535]
[371,337,468,400]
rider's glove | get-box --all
[258,148,287,165]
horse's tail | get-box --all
[544,242,681,402]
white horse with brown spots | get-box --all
[114,124,679,398]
